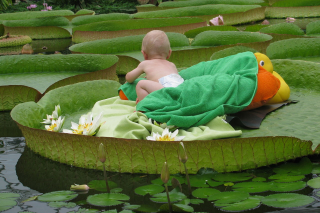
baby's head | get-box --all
[141,30,171,59]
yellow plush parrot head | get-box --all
[254,52,273,74]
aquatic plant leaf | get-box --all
[271,0,320,7]
[159,0,264,8]
[245,24,268,32]
[207,180,224,187]
[0,10,74,21]
[272,157,313,175]
[191,31,272,46]
[151,191,187,203]
[87,193,130,207]
[72,18,205,43]
[184,26,238,38]
[268,174,305,182]
[48,201,77,208]
[76,208,100,213]
[132,5,261,19]
[2,16,69,27]
[219,196,261,211]
[134,184,165,196]
[101,210,117,213]
[151,176,185,186]
[260,23,305,35]
[312,164,320,174]
[232,181,270,193]
[261,193,315,208]
[0,192,20,199]
[192,188,220,199]
[212,173,253,182]
[252,177,266,182]
[306,20,320,35]
[22,195,38,203]
[172,204,194,212]
[72,13,131,26]
[178,198,204,205]
[265,6,320,18]
[38,191,78,202]
[269,181,306,192]
[0,199,17,211]
[4,26,71,40]
[307,177,320,188]
[224,182,234,187]
[123,204,140,210]
[0,35,32,48]
[210,46,257,61]
[111,188,123,193]
[88,180,118,192]
[208,191,250,205]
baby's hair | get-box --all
[142,30,171,58]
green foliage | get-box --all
[0,0,12,11]
[219,197,260,212]
[159,0,264,7]
[191,31,272,46]
[0,35,31,47]
[87,193,130,207]
[72,13,131,26]
[38,191,78,202]
[132,4,261,19]
[265,6,320,18]
[0,192,19,212]
[271,0,320,7]
[184,25,238,38]
[210,46,257,61]
[2,16,69,27]
[75,9,94,15]
[0,10,74,20]
[261,193,314,208]
[306,20,320,35]
[259,23,305,36]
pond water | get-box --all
[1,18,320,213]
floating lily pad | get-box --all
[159,203,194,213]
[232,181,270,193]
[252,177,266,182]
[87,193,130,207]
[259,23,305,35]
[268,174,305,182]
[272,157,313,175]
[123,203,140,210]
[270,181,306,192]
[134,184,165,196]
[48,201,77,208]
[307,177,320,189]
[210,46,257,61]
[208,191,250,205]
[261,193,315,208]
[178,198,204,205]
[151,176,185,186]
[0,192,20,212]
[184,26,238,38]
[38,191,78,202]
[88,180,118,192]
[207,180,224,187]
[212,173,253,182]
[188,174,213,188]
[192,188,220,199]
[151,191,187,203]
[312,164,320,174]
[219,196,261,212]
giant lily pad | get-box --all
[72,17,206,43]
[72,13,131,26]
[2,16,70,27]
[306,20,320,35]
[0,35,32,48]
[159,0,264,8]
[271,0,320,7]
[265,6,320,18]
[0,54,118,111]
[261,193,315,208]
[0,10,74,21]
[259,23,305,35]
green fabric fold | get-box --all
[91,97,242,140]
[133,52,258,128]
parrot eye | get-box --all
[260,60,265,66]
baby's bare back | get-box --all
[142,59,179,82]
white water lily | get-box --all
[41,104,61,124]
[45,116,65,132]
[41,114,53,124]
[63,112,104,136]
[146,128,185,141]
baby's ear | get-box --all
[166,49,172,59]
[141,50,148,60]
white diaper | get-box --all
[158,74,184,88]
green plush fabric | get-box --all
[91,97,242,140]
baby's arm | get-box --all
[125,62,145,83]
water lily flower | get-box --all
[210,15,224,26]
[63,112,104,136]
[178,142,188,164]
[30,4,37,8]
[46,6,52,10]
[52,105,61,120]
[45,116,65,132]
[43,2,48,7]
[41,114,53,124]
[161,162,170,184]
[70,184,89,191]
[98,143,106,163]
[286,17,296,23]
[146,128,185,141]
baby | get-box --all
[125,30,184,103]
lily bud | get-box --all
[98,143,106,163]
[161,162,170,184]
[178,142,188,164]
[70,184,89,191]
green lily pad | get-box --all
[151,176,185,186]
[178,198,204,205]
[123,203,140,210]
[151,191,187,203]
[307,177,320,188]
[232,181,270,193]
[272,157,313,175]
[207,180,224,187]
[252,177,266,182]
[0,192,20,211]
[38,191,78,202]
[208,191,250,205]
[259,23,305,36]
[212,173,253,182]
[184,26,238,38]
[268,174,305,182]
[261,193,315,208]
[210,46,257,61]
[192,188,220,199]
[88,180,118,192]
[270,181,306,192]
[48,201,77,208]
[134,184,165,196]
[159,203,194,212]
[312,164,320,174]
[219,196,261,211]
[188,174,214,188]
[87,193,130,207]
[110,188,123,193]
